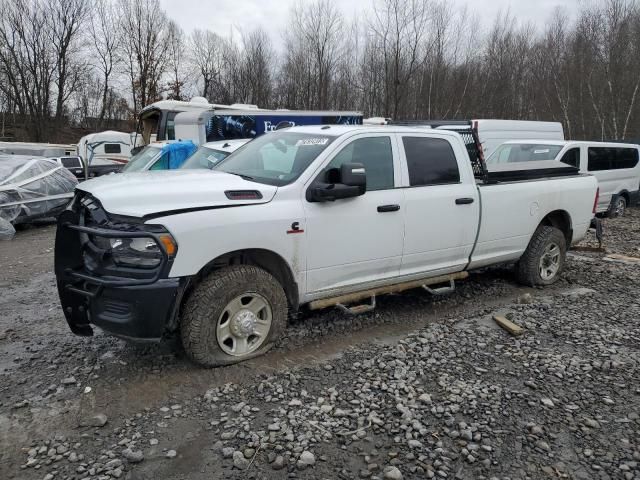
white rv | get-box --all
[76,131,140,164]
[137,97,246,145]
[0,142,76,157]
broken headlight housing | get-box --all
[109,237,164,268]
[90,233,177,270]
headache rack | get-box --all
[389,119,489,182]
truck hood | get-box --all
[77,170,277,218]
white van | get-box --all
[472,120,564,159]
[390,119,564,160]
[488,140,640,216]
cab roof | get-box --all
[284,124,464,138]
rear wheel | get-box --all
[515,226,566,286]
[181,265,288,367]
[609,196,627,218]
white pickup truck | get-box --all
[55,126,598,366]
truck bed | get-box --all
[485,160,579,182]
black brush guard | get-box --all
[55,208,182,339]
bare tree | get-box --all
[235,29,274,106]
[166,21,187,100]
[118,0,171,115]
[88,0,121,128]
[0,0,55,141]
[189,29,227,102]
[50,0,90,121]
[369,0,429,118]
[279,0,345,109]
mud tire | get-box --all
[609,195,627,218]
[181,265,287,367]
[515,226,566,287]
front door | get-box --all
[303,134,405,294]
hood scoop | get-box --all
[225,190,263,200]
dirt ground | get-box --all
[1,211,639,480]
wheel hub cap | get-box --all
[230,310,256,338]
[539,242,561,280]
[215,293,273,357]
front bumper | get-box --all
[57,275,187,340]
[55,205,188,341]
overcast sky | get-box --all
[160,0,585,44]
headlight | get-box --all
[110,237,163,268]
[90,233,177,269]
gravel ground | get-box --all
[1,210,639,480]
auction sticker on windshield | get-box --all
[296,138,329,146]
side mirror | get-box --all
[307,163,367,202]
[340,163,366,191]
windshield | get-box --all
[487,143,564,164]
[182,146,231,170]
[214,132,336,186]
[122,146,162,172]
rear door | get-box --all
[397,133,479,276]
[303,134,405,294]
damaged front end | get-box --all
[55,193,187,340]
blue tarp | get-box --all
[164,141,197,169]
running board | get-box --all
[309,271,469,311]
[336,296,376,315]
[422,279,456,295]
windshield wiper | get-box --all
[225,171,254,181]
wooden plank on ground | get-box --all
[493,315,524,336]
[604,254,640,264]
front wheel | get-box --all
[515,226,567,286]
[181,265,288,367]
[609,196,627,218]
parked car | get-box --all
[487,140,640,217]
[86,158,126,178]
[49,155,124,181]
[55,125,597,367]
[181,139,250,170]
[121,141,197,172]
[0,155,77,228]
[50,156,86,180]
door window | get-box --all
[402,137,460,186]
[324,136,394,191]
[559,148,580,168]
[614,148,639,169]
